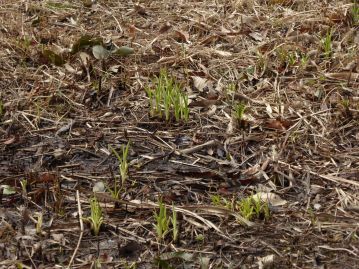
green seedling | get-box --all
[210,194,232,209]
[20,179,28,198]
[276,48,299,66]
[35,212,43,235]
[147,69,189,122]
[238,197,254,221]
[84,197,104,236]
[233,102,246,121]
[170,204,178,242]
[300,53,309,68]
[236,196,271,221]
[287,51,297,66]
[351,3,359,26]
[321,29,333,58]
[108,142,130,199]
[154,199,170,241]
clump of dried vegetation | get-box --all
[0,0,358,268]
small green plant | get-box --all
[35,212,43,235]
[276,48,299,66]
[154,199,170,241]
[210,194,232,209]
[233,102,246,121]
[146,70,189,122]
[20,179,27,196]
[170,204,178,242]
[321,29,333,58]
[108,142,130,199]
[84,197,104,236]
[299,53,309,68]
[238,197,255,221]
[210,194,222,206]
[236,196,270,221]
[351,3,359,26]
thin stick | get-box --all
[67,190,84,269]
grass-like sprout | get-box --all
[321,29,333,58]
[237,196,270,221]
[351,3,359,26]
[35,212,43,235]
[170,204,178,242]
[154,199,170,241]
[108,141,130,199]
[85,197,104,236]
[147,69,189,122]
[233,102,246,121]
[238,197,255,221]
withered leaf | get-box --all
[173,29,190,43]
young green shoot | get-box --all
[154,199,170,241]
[321,29,333,58]
[147,69,189,122]
[351,3,359,26]
[170,204,178,242]
[238,197,254,221]
[108,141,130,199]
[35,212,43,235]
[233,102,246,121]
[84,197,104,236]
[237,195,271,221]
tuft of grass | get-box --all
[84,197,104,236]
[108,141,130,199]
[211,194,270,221]
[238,197,254,221]
[351,3,359,26]
[233,102,246,121]
[237,196,270,221]
[210,194,232,209]
[170,204,178,242]
[146,69,189,122]
[321,29,333,58]
[154,199,170,241]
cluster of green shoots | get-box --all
[321,29,333,58]
[276,48,309,68]
[146,70,189,122]
[108,141,130,199]
[154,199,178,242]
[233,102,246,121]
[84,197,104,236]
[211,194,270,221]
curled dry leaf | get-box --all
[191,76,212,92]
[253,192,287,206]
[159,22,172,33]
[173,29,190,43]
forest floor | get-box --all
[0,0,359,268]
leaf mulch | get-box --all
[0,0,358,268]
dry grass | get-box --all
[0,0,359,268]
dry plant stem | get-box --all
[178,139,218,155]
[67,190,84,269]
